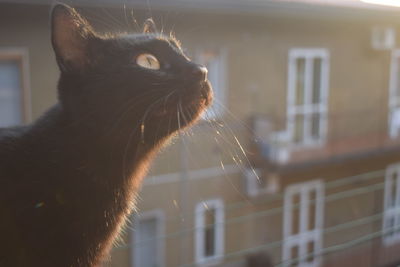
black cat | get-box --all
[0,4,211,267]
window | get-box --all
[383,164,400,245]
[197,49,227,119]
[283,180,324,267]
[132,210,165,267]
[388,50,400,138]
[287,49,329,147]
[195,199,225,265]
[372,27,395,50]
[0,49,31,127]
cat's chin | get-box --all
[152,100,206,123]
[153,81,212,120]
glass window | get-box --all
[383,164,400,245]
[195,199,224,264]
[283,180,324,267]
[388,50,400,138]
[197,49,227,119]
[287,49,329,147]
[133,211,164,267]
[0,60,23,127]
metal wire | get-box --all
[117,169,386,251]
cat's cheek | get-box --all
[204,89,213,107]
[199,81,213,107]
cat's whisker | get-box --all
[109,87,177,156]
[176,108,254,205]
[162,90,178,113]
[166,111,174,137]
[178,102,186,128]
[81,12,118,33]
[129,8,141,32]
[182,105,197,137]
[160,17,165,35]
[140,97,166,126]
[203,103,261,186]
[123,4,131,32]
[103,91,164,138]
[178,100,192,134]
[121,96,168,180]
[122,5,140,33]
[107,86,166,116]
[175,103,185,168]
[140,123,145,143]
[181,107,195,136]
[210,99,257,139]
[153,96,178,142]
[145,0,154,23]
[213,113,256,166]
[100,7,127,31]
[177,104,181,131]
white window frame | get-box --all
[371,27,395,50]
[196,48,227,119]
[0,48,32,125]
[383,164,400,245]
[283,180,325,267]
[286,48,329,148]
[131,209,165,267]
[195,198,225,265]
[388,49,400,138]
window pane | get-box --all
[386,216,396,238]
[294,114,304,143]
[306,241,315,263]
[205,227,215,256]
[388,172,398,208]
[396,57,400,98]
[308,190,317,230]
[204,208,216,256]
[312,58,322,104]
[290,245,299,267]
[311,113,321,140]
[397,214,400,234]
[291,193,301,235]
[0,60,22,127]
[136,218,159,267]
[284,182,323,267]
[295,58,305,106]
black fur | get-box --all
[0,4,211,267]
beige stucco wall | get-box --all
[114,12,400,267]
[0,4,58,121]
[3,3,400,267]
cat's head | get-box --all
[51,4,212,143]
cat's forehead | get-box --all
[119,33,182,52]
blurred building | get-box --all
[2,0,400,266]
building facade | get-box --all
[2,1,400,266]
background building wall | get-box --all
[3,2,400,267]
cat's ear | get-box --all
[143,18,157,34]
[51,4,96,71]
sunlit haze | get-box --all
[361,0,400,7]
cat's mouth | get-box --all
[153,81,212,118]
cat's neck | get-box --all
[4,105,155,267]
[27,104,157,189]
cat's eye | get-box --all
[136,53,160,70]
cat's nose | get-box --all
[191,65,208,82]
